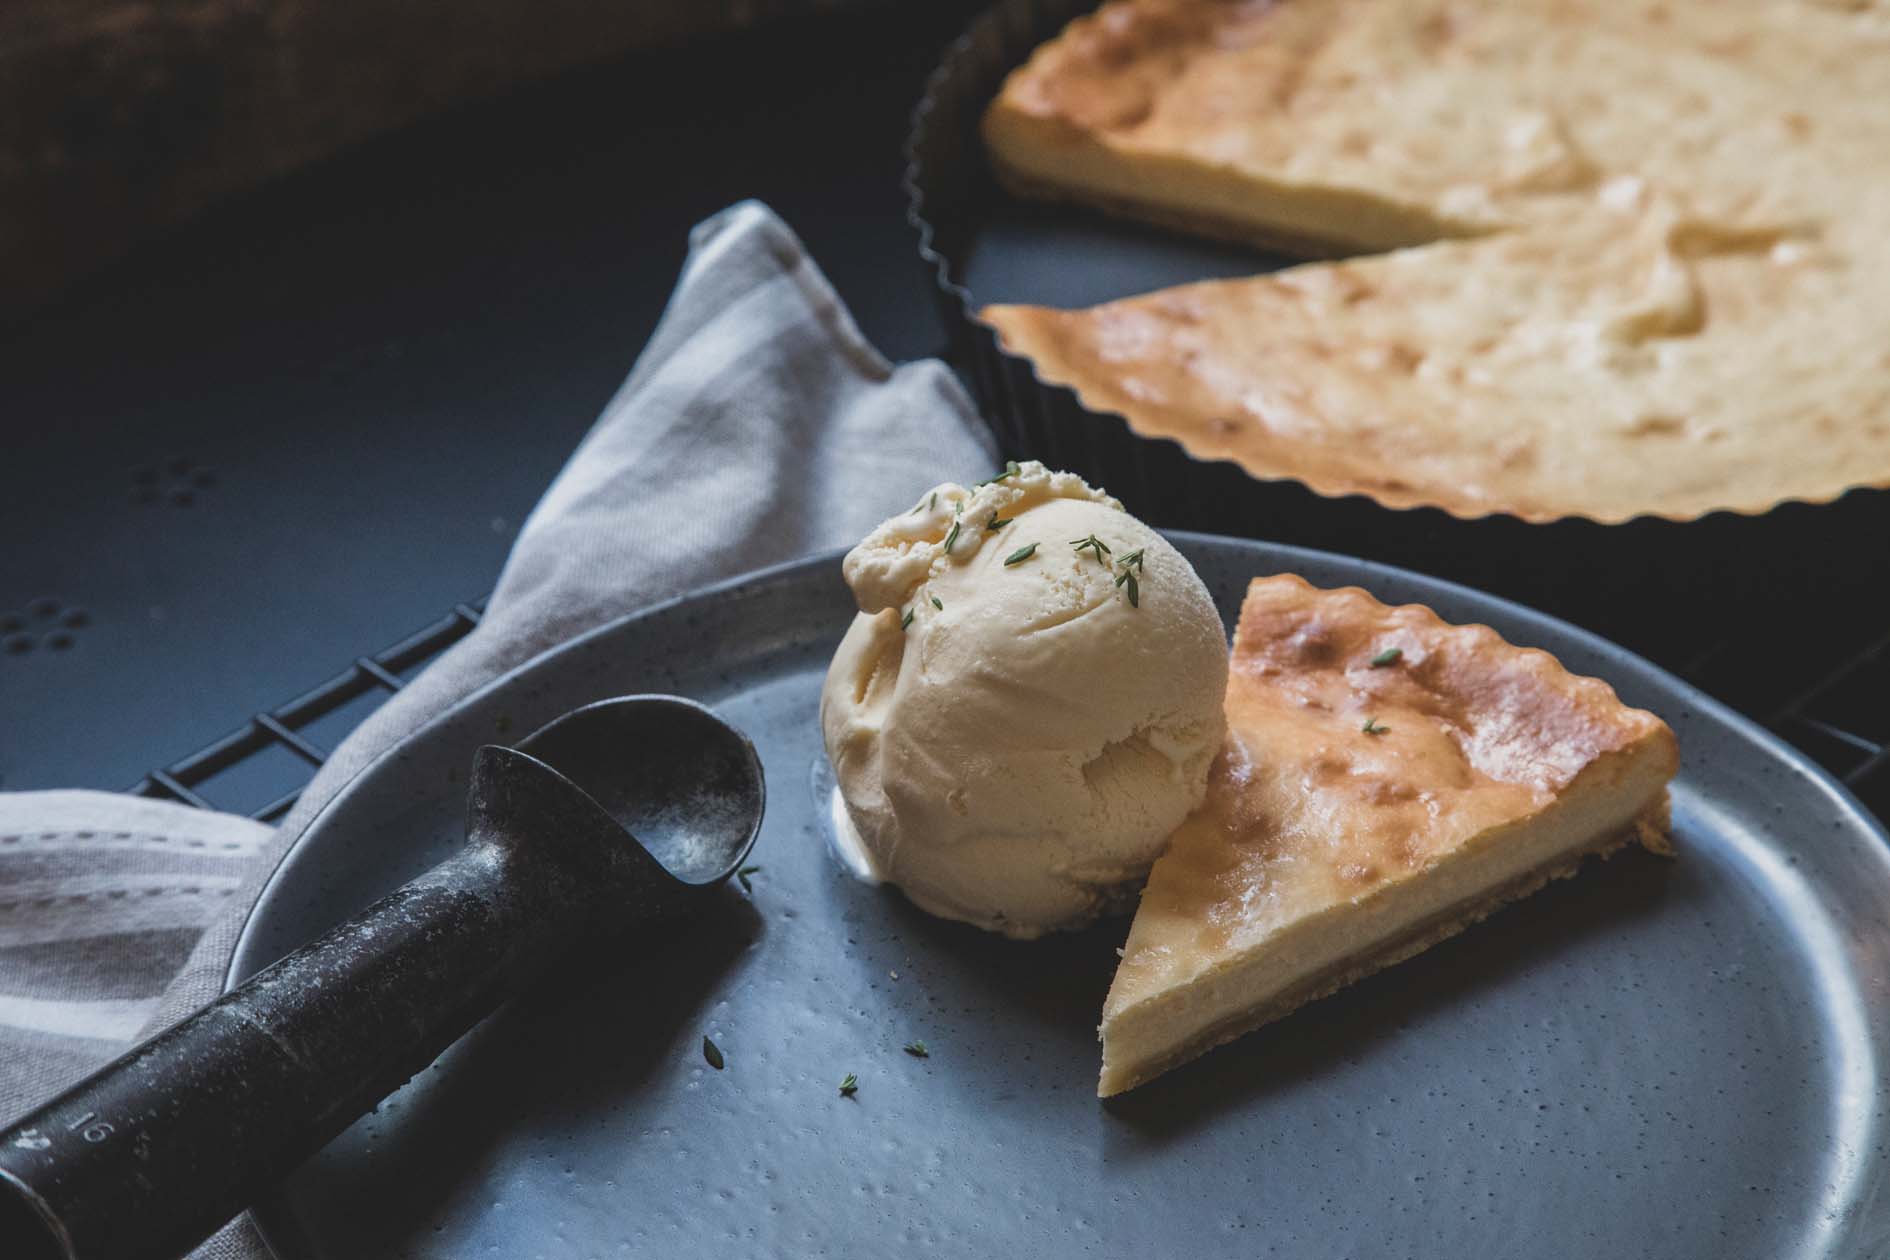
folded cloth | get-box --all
[0,200,995,1259]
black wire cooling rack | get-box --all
[129,602,486,822]
[131,591,1890,827]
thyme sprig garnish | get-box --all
[901,607,914,631]
[903,1041,929,1058]
[736,864,761,892]
[986,513,1012,532]
[930,595,943,610]
[838,1073,859,1098]
[976,460,1022,487]
[702,1036,725,1070]
[1112,548,1145,608]
[1362,717,1390,735]
[1370,647,1403,668]
[1071,534,1112,564]
[1116,570,1140,607]
[943,519,961,553]
[1003,543,1038,566]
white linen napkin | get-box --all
[0,199,995,1258]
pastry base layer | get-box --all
[1098,796,1671,1097]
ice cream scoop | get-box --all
[820,462,1228,938]
[0,697,764,1260]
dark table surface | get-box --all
[0,3,986,812]
[3,0,1886,826]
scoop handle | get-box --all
[0,837,577,1259]
[0,746,642,1260]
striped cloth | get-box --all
[0,200,995,1258]
[0,793,272,1110]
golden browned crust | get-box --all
[1098,576,1680,1094]
[1227,575,1677,788]
[987,0,1275,139]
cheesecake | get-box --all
[1097,575,1678,1096]
[981,0,1890,522]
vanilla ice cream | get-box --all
[819,462,1229,938]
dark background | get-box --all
[0,4,982,808]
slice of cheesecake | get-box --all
[1097,575,1678,1096]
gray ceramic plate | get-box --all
[231,537,1890,1259]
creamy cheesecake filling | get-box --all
[1099,754,1672,1096]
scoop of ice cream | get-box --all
[819,462,1229,938]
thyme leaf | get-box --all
[976,460,1022,487]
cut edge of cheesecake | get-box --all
[981,114,1482,263]
[1097,768,1672,1097]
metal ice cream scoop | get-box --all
[0,695,765,1260]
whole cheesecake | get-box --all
[982,0,1890,523]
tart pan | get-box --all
[903,0,1888,652]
